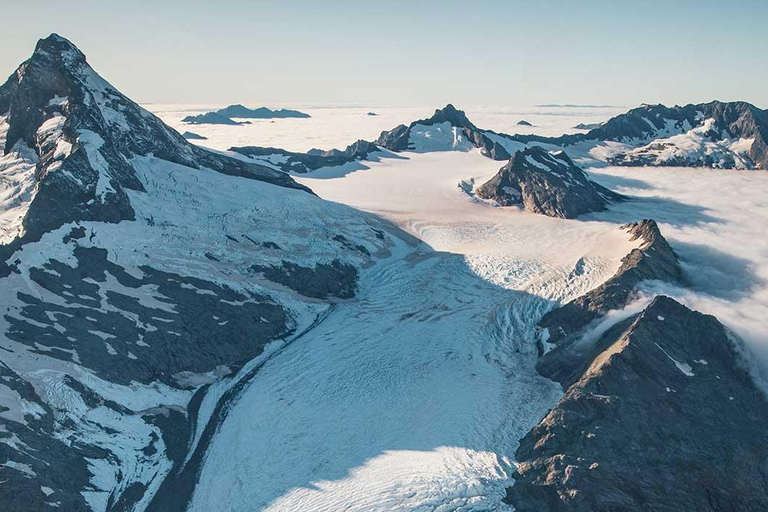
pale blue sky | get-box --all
[2,0,767,108]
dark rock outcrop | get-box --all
[0,33,306,257]
[376,104,511,160]
[517,120,534,126]
[182,131,207,140]
[251,259,358,299]
[508,296,768,512]
[231,139,379,173]
[538,220,682,349]
[572,122,602,130]
[474,146,622,218]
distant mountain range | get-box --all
[374,102,768,170]
[182,104,310,125]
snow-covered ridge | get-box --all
[609,117,757,169]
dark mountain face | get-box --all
[508,296,768,512]
[474,146,622,219]
[0,34,305,256]
[376,104,511,160]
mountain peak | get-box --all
[475,147,621,219]
[32,33,86,66]
[0,33,306,252]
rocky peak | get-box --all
[32,33,86,64]
[509,296,768,511]
[474,146,622,218]
[0,34,305,258]
[422,103,477,130]
[375,104,510,160]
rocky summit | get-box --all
[474,146,622,218]
[508,296,768,512]
[0,34,303,254]
[376,104,512,160]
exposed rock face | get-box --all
[376,104,511,160]
[213,104,310,119]
[0,34,305,254]
[250,259,358,299]
[517,120,533,126]
[538,220,682,349]
[182,131,207,140]
[230,139,379,173]
[508,296,768,512]
[474,146,622,218]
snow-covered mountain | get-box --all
[0,33,302,254]
[376,104,512,160]
[513,101,768,169]
[474,146,622,218]
[0,34,403,511]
